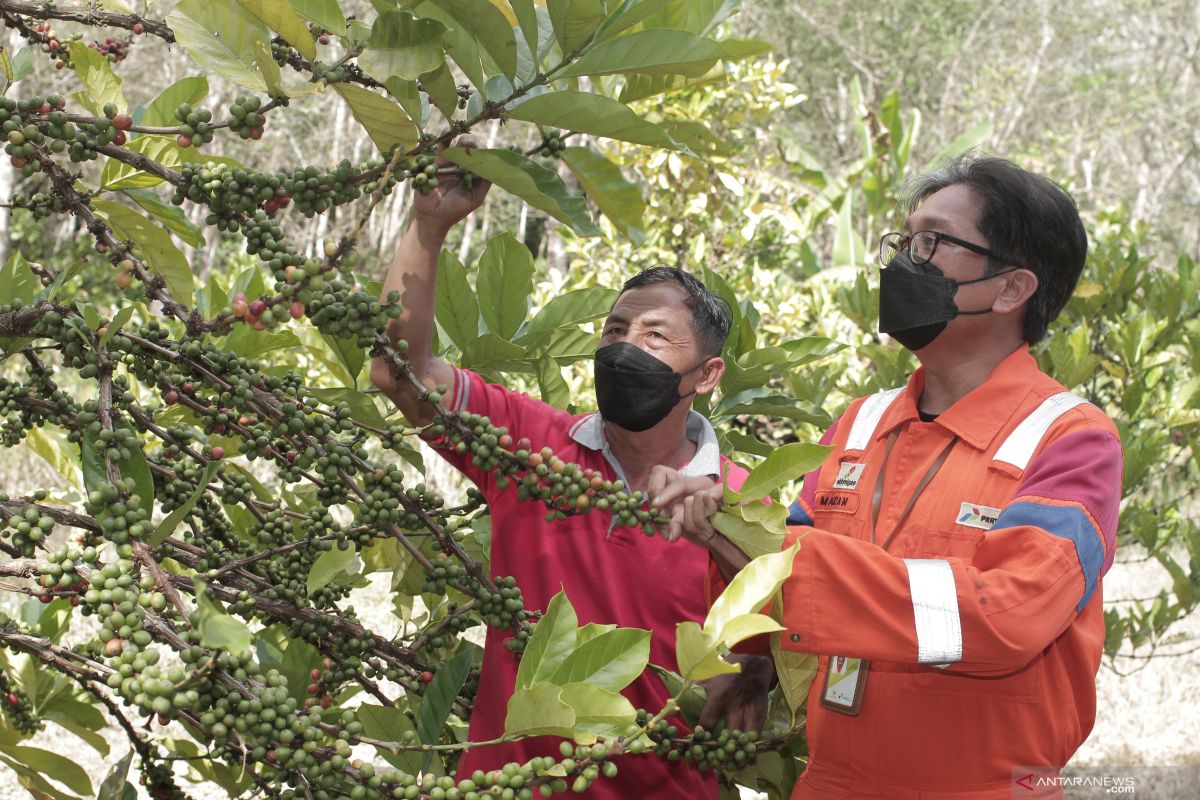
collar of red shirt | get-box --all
[567,410,723,479]
[876,344,1048,452]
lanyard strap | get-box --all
[869,429,958,552]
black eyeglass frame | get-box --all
[878,230,1021,269]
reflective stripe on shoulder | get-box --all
[992,391,1089,471]
[844,387,905,452]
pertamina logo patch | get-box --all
[956,502,1001,530]
[833,462,867,490]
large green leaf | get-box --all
[122,189,206,248]
[419,61,459,119]
[832,189,865,267]
[557,29,723,78]
[416,646,474,744]
[100,135,192,190]
[357,703,422,774]
[143,76,210,129]
[560,682,637,739]
[434,248,480,350]
[714,395,831,428]
[167,0,271,92]
[309,388,388,429]
[221,325,301,360]
[706,543,800,638]
[235,0,316,60]
[80,425,155,513]
[360,10,447,83]
[536,354,571,409]
[523,286,617,337]
[770,637,818,728]
[507,91,684,151]
[429,0,518,80]
[516,591,578,689]
[560,147,647,244]
[291,0,347,34]
[0,745,92,795]
[547,0,606,52]
[22,427,81,489]
[476,232,534,340]
[333,83,421,154]
[147,462,218,546]
[504,683,575,738]
[733,442,830,502]
[712,502,788,560]
[195,584,252,658]
[441,147,600,236]
[547,628,650,691]
[306,544,360,594]
[460,334,528,372]
[96,749,134,800]
[595,0,673,41]
[674,620,738,682]
[92,198,194,306]
[510,0,540,59]
[66,42,126,113]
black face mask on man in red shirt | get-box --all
[592,342,704,432]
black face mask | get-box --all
[878,251,1015,351]
[593,342,705,432]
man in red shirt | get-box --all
[369,153,757,797]
[649,156,1122,799]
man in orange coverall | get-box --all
[649,155,1122,799]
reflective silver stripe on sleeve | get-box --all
[903,558,963,665]
[844,387,905,452]
[992,391,1088,470]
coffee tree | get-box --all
[0,1,835,799]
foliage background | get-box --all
[1,0,1199,797]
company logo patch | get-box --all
[833,462,867,490]
[956,502,1001,530]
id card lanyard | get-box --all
[820,427,958,716]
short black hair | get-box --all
[617,267,733,357]
[903,154,1088,343]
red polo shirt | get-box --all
[431,367,746,798]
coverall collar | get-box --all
[876,344,1042,451]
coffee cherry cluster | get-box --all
[540,130,566,156]
[634,710,761,774]
[407,155,440,194]
[136,755,188,800]
[173,103,214,149]
[30,21,73,70]
[229,94,267,140]
[36,545,88,604]
[0,671,41,735]
[307,284,402,348]
[90,36,129,63]
[85,480,152,546]
[2,503,54,556]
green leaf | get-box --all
[419,61,459,119]
[560,147,647,244]
[560,682,637,739]
[927,121,993,171]
[557,29,723,79]
[0,251,39,308]
[321,333,366,388]
[148,462,218,546]
[291,0,347,34]
[167,0,271,92]
[100,135,192,190]
[460,334,528,372]
[508,92,684,151]
[441,147,600,236]
[648,664,707,726]
[523,286,617,337]
[195,584,253,658]
[429,0,518,80]
[706,543,800,639]
[98,306,135,349]
[547,0,606,52]
[595,0,673,41]
[122,189,206,248]
[385,77,427,128]
[510,0,540,59]
[333,83,420,154]
[832,189,865,267]
[0,745,92,795]
[548,628,650,691]
[142,76,209,127]
[359,11,448,82]
[476,232,534,340]
[515,591,578,689]
[253,39,285,97]
[770,638,817,728]
[80,424,155,513]
[22,427,81,489]
[307,544,360,594]
[357,704,422,774]
[712,502,787,560]
[308,388,388,428]
[221,325,301,360]
[674,620,738,682]
[734,443,830,502]
[416,647,474,744]
[536,354,570,409]
[236,0,317,60]
[97,750,135,800]
[92,198,193,306]
[434,248,480,350]
[10,47,36,83]
[504,684,576,738]
[66,42,126,113]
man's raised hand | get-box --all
[410,137,491,232]
[647,465,725,544]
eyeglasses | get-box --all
[878,230,1009,267]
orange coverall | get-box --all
[756,345,1122,798]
